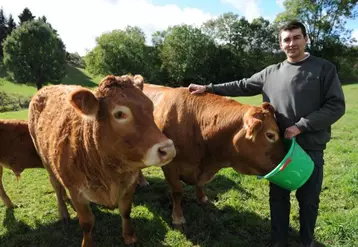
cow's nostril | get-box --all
[158,147,167,158]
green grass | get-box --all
[0,109,28,120]
[0,65,102,98]
[0,78,37,98]
[0,84,357,247]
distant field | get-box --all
[0,109,28,120]
[0,81,357,247]
[0,65,103,97]
[0,78,36,97]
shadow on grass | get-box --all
[59,65,98,88]
[0,174,327,247]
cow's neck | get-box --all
[74,120,120,189]
[197,98,247,140]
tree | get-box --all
[202,13,282,80]
[275,0,358,54]
[7,14,16,36]
[66,52,85,68]
[159,25,217,86]
[3,20,67,89]
[202,12,240,45]
[18,7,35,25]
[0,8,7,58]
[85,26,147,76]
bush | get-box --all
[66,52,85,68]
[0,92,31,112]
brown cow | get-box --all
[0,119,43,208]
[28,75,176,246]
[142,83,285,230]
[0,120,70,209]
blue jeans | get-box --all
[269,150,324,245]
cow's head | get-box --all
[231,102,285,175]
[68,74,176,169]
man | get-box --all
[188,20,345,247]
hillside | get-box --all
[0,65,103,112]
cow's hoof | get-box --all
[173,223,187,233]
[61,217,70,226]
[124,234,137,245]
[197,196,209,205]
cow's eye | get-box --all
[266,132,277,142]
[114,111,126,119]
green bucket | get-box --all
[258,137,314,191]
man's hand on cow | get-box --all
[284,125,301,139]
[188,84,206,94]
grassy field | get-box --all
[0,79,357,247]
[0,65,101,98]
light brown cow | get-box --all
[142,83,285,230]
[0,120,70,209]
[0,119,43,208]
[28,75,176,246]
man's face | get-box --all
[280,28,307,61]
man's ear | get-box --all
[69,88,99,118]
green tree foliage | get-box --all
[66,52,85,68]
[0,8,7,58]
[159,25,217,86]
[84,26,147,77]
[18,7,35,25]
[7,14,16,36]
[202,12,239,45]
[202,14,282,81]
[3,20,67,89]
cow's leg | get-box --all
[0,166,14,208]
[48,174,70,223]
[162,167,186,230]
[137,170,149,187]
[196,169,219,204]
[118,180,137,245]
[60,186,76,212]
[69,189,95,247]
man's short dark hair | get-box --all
[279,20,307,40]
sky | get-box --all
[1,0,358,56]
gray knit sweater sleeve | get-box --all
[206,69,266,96]
[295,64,346,132]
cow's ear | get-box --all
[244,117,263,140]
[69,88,99,118]
[261,102,275,115]
[133,74,144,91]
[232,128,246,152]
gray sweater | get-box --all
[207,55,346,151]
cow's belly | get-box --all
[177,161,229,186]
[79,183,120,208]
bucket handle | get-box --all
[280,157,292,171]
